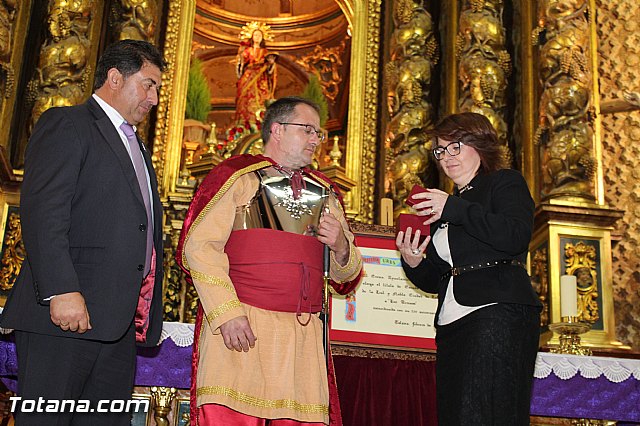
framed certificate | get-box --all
[330,224,437,351]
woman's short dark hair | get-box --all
[429,112,507,173]
[261,96,321,144]
[93,40,167,91]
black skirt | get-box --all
[435,303,540,426]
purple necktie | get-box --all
[120,122,153,276]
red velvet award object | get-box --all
[397,213,430,241]
[405,184,429,208]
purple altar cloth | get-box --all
[530,374,640,422]
[135,338,191,389]
[0,334,192,392]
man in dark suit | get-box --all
[1,39,166,425]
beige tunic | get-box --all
[183,171,362,424]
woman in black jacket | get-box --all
[396,112,541,425]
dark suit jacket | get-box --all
[1,96,164,347]
[402,169,542,325]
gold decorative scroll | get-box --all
[564,240,599,323]
[457,0,512,163]
[295,41,346,104]
[0,212,24,291]
[531,246,549,327]
[533,0,597,201]
[384,0,438,217]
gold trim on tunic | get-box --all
[205,299,242,322]
[196,386,329,415]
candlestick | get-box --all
[560,274,577,319]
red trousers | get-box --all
[199,404,324,426]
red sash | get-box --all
[225,229,324,315]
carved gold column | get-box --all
[0,0,31,160]
[23,0,102,166]
[456,0,512,164]
[150,386,176,426]
[531,0,627,350]
[384,0,438,217]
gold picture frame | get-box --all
[174,397,190,426]
[130,393,152,426]
[155,0,381,223]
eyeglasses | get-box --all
[279,122,326,142]
[433,141,462,160]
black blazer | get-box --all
[1,97,164,347]
[403,169,542,324]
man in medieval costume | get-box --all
[177,96,363,425]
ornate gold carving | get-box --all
[162,203,183,322]
[533,0,596,200]
[0,0,17,110]
[332,344,436,361]
[384,0,437,218]
[549,320,592,356]
[457,0,511,163]
[26,0,95,134]
[531,247,549,327]
[564,240,599,323]
[150,386,176,426]
[111,0,158,41]
[0,212,24,291]
[295,41,346,103]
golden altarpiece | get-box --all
[1,0,640,424]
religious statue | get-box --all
[234,21,277,127]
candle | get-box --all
[560,274,577,318]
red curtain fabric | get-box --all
[333,355,437,426]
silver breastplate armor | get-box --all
[232,168,328,236]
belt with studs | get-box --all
[441,259,526,281]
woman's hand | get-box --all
[409,188,448,225]
[396,227,430,268]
